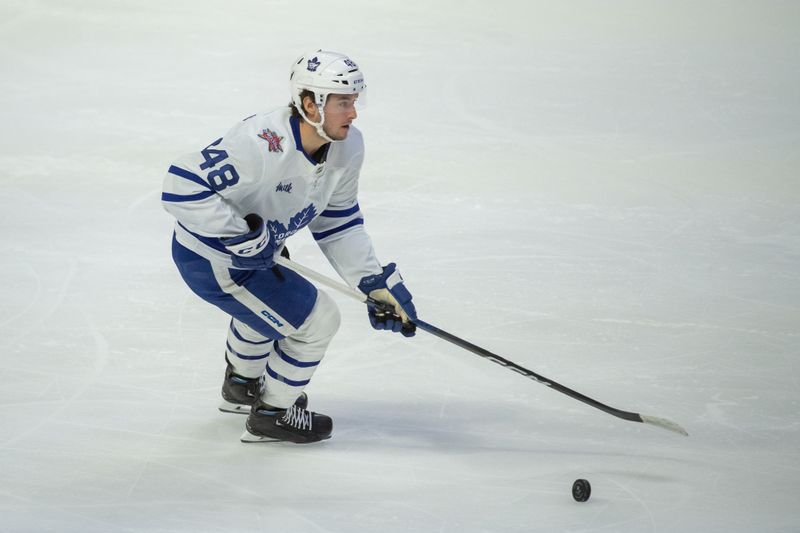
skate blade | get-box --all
[218,401,251,415]
[239,429,332,444]
[240,429,282,443]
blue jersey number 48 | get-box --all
[200,138,240,191]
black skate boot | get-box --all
[241,402,332,444]
[219,359,307,414]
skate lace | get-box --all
[280,405,312,430]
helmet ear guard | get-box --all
[289,49,366,142]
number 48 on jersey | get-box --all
[201,138,239,192]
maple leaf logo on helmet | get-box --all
[289,50,366,142]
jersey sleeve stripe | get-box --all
[320,204,360,218]
[161,190,216,202]
[311,217,364,241]
[168,165,212,190]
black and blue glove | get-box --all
[220,214,277,270]
[358,263,416,337]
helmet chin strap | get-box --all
[297,105,336,144]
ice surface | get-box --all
[1,1,799,531]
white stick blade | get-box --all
[641,414,689,436]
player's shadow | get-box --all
[328,397,551,454]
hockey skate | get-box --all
[241,402,332,444]
[219,360,307,414]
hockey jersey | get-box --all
[161,106,382,287]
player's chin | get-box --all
[328,127,349,141]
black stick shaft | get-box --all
[282,260,686,436]
[411,316,644,423]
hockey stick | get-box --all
[276,257,689,437]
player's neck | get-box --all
[298,120,329,157]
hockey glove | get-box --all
[357,263,417,337]
[220,214,276,270]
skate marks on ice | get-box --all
[0,258,106,448]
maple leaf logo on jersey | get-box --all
[307,57,321,72]
[267,204,318,242]
[257,129,284,153]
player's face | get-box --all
[322,94,359,140]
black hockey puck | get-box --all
[572,479,591,502]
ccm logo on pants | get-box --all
[261,310,284,328]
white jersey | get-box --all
[162,106,382,287]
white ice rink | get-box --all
[2,1,799,531]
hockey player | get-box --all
[161,50,416,444]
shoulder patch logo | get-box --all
[307,57,321,72]
[257,128,284,153]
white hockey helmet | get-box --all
[289,49,366,141]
